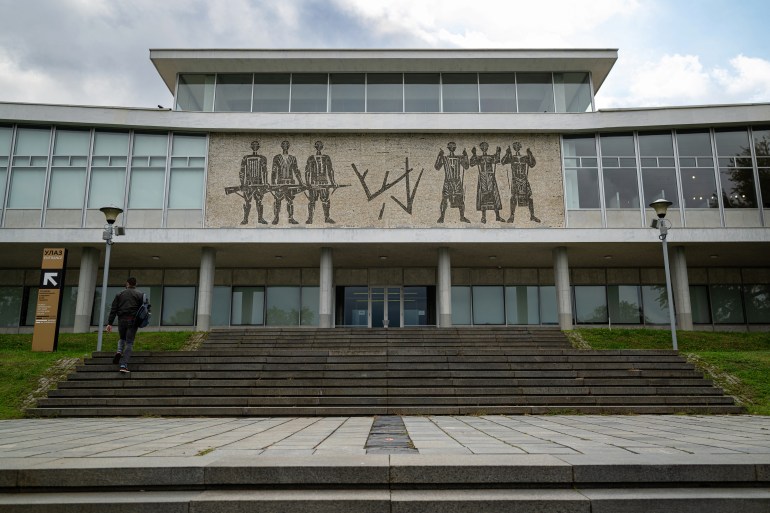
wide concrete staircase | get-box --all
[28,327,743,417]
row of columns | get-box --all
[72,245,695,333]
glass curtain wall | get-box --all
[607,285,641,324]
[715,129,760,226]
[8,128,50,211]
[676,131,721,226]
[404,74,440,112]
[47,130,90,221]
[0,127,12,210]
[366,74,403,112]
[214,74,252,112]
[442,73,479,112]
[563,135,601,226]
[128,134,168,212]
[752,127,770,216]
[168,135,206,210]
[330,74,365,112]
[554,72,592,113]
[252,74,291,112]
[88,131,129,213]
[600,134,640,227]
[290,74,328,112]
[479,73,516,113]
[175,74,215,112]
[516,73,555,113]
[639,132,680,224]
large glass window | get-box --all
[211,286,232,326]
[690,285,711,324]
[340,286,368,327]
[290,74,328,112]
[574,286,608,324]
[479,73,516,112]
[231,286,264,325]
[710,285,745,324]
[451,286,472,325]
[641,285,669,324]
[403,286,431,326]
[0,287,22,327]
[600,134,639,209]
[752,127,770,209]
[442,73,479,113]
[505,286,539,325]
[330,74,365,112]
[176,74,214,112]
[88,131,128,209]
[129,133,167,209]
[48,130,90,209]
[677,131,719,209]
[404,73,440,112]
[744,284,770,323]
[563,136,600,209]
[639,132,678,208]
[715,129,757,208]
[301,286,319,326]
[8,128,50,209]
[253,74,290,112]
[539,286,558,324]
[168,135,206,209]
[517,73,554,113]
[554,72,591,113]
[161,286,196,326]
[91,286,124,325]
[366,74,403,112]
[266,286,300,326]
[214,74,252,112]
[472,286,505,325]
[0,127,13,208]
[607,285,641,324]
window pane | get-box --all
[143,286,162,327]
[607,285,641,324]
[563,136,596,157]
[403,286,429,326]
[176,74,214,111]
[58,286,78,328]
[603,168,639,208]
[690,285,711,324]
[720,168,757,208]
[677,131,712,156]
[472,286,504,325]
[253,74,290,112]
[231,286,264,325]
[575,286,607,323]
[54,130,90,155]
[48,168,86,208]
[168,169,203,209]
[710,285,745,324]
[330,73,365,112]
[211,286,232,326]
[301,286,319,326]
[266,286,300,326]
[479,73,516,112]
[404,73,440,112]
[8,167,46,208]
[171,135,207,157]
[744,284,770,323]
[214,74,252,112]
[517,73,554,113]
[760,169,770,208]
[565,168,600,209]
[715,129,751,158]
[505,286,539,324]
[442,73,478,113]
[93,131,128,156]
[128,168,166,208]
[291,74,328,112]
[0,127,12,156]
[553,72,591,113]
[91,286,124,325]
[601,134,635,156]
[642,168,679,207]
[133,134,168,156]
[638,133,674,156]
[14,127,50,155]
[366,74,402,112]
[682,168,719,208]
[451,286,471,325]
[88,168,125,208]
[642,285,670,324]
[0,287,22,327]
[539,286,557,324]
[162,286,196,326]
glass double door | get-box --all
[339,286,433,328]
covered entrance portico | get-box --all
[336,286,436,328]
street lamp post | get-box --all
[96,206,124,352]
[649,198,678,351]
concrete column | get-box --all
[670,246,694,331]
[195,247,216,331]
[437,247,452,327]
[553,246,572,330]
[319,247,333,328]
[73,247,99,333]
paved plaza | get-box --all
[1,415,769,461]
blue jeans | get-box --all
[117,319,138,368]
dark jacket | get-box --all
[108,287,144,325]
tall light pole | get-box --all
[96,206,124,352]
[649,198,677,351]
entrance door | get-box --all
[371,287,402,328]
[337,286,434,327]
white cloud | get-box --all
[714,54,770,102]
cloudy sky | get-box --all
[1,0,769,110]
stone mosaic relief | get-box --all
[206,133,564,229]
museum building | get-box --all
[0,49,768,333]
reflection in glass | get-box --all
[162,286,196,326]
[603,168,639,208]
[442,73,479,112]
[301,286,319,326]
[505,286,539,324]
[0,287,22,327]
[563,136,600,209]
[517,73,554,112]
[744,284,770,323]
[479,73,516,112]
[291,74,328,112]
[607,285,641,324]
[642,168,679,207]
[253,74,290,112]
[266,286,300,326]
[330,74,365,112]
[539,286,558,324]
[403,286,429,326]
[689,285,711,324]
[231,286,265,325]
[553,72,591,112]
[214,74,252,112]
[367,74,403,112]
[710,285,745,324]
[472,286,504,325]
[404,74,440,112]
[211,286,232,326]
[342,286,368,326]
[451,286,472,325]
[176,74,214,111]
[641,285,669,324]
[574,286,608,324]
[681,168,719,208]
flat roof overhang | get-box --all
[149,48,618,93]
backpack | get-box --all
[135,293,151,328]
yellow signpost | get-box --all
[31,248,68,352]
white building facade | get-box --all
[0,49,768,332]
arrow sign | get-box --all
[39,270,63,289]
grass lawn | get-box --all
[0,331,191,419]
[576,329,770,415]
